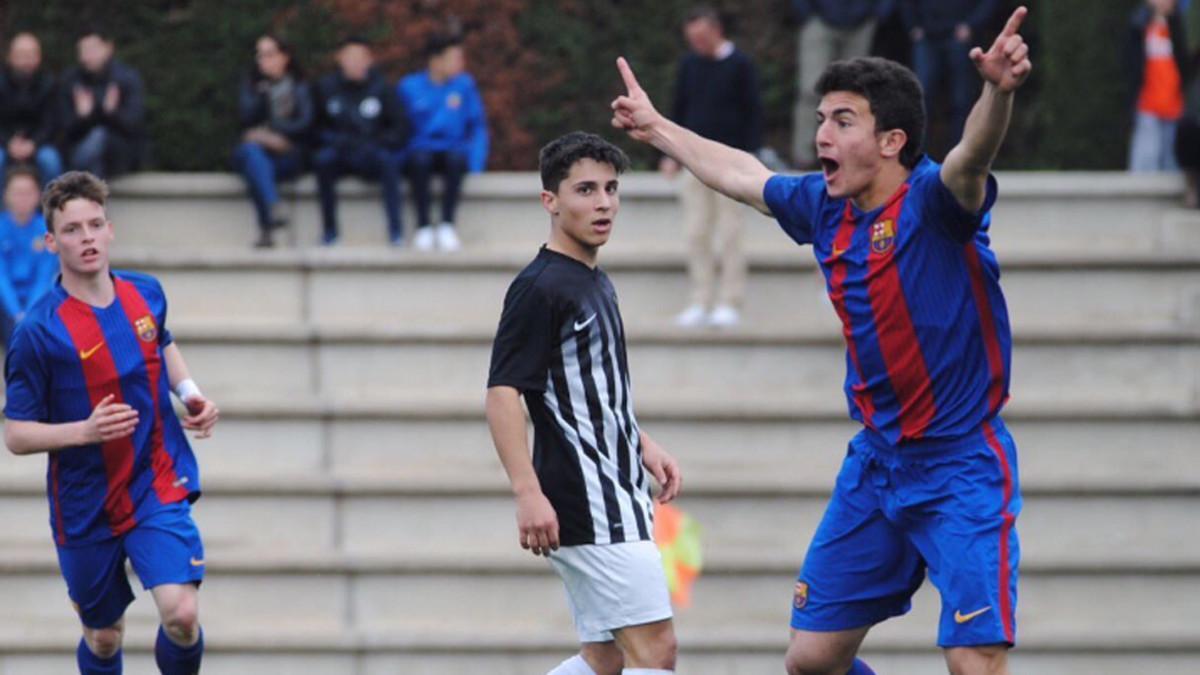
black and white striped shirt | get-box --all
[488,246,654,547]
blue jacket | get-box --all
[791,0,895,29]
[0,211,57,320]
[397,71,488,172]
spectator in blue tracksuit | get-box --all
[0,167,57,346]
[313,37,408,246]
[0,32,63,184]
[233,33,314,249]
[398,33,488,252]
[900,0,999,154]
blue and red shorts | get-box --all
[791,417,1020,647]
[55,501,205,628]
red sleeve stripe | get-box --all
[56,299,137,537]
[115,279,188,505]
[963,244,1007,415]
[865,185,937,441]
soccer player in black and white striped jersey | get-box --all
[486,131,683,675]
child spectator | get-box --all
[0,167,56,346]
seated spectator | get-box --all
[313,37,408,246]
[0,167,56,346]
[0,32,62,184]
[399,33,488,252]
[59,28,146,179]
[1128,0,1189,172]
[234,34,314,249]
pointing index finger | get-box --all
[616,57,643,95]
[1000,6,1027,38]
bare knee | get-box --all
[158,589,200,644]
[616,621,677,670]
[945,645,1009,675]
[784,632,858,675]
[83,621,124,659]
[580,642,624,675]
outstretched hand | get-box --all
[969,6,1032,93]
[610,57,661,144]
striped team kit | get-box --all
[488,246,671,642]
[764,156,1020,647]
[4,271,204,629]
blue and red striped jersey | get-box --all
[4,270,200,546]
[764,156,1011,444]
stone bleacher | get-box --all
[0,172,1198,674]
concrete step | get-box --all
[1,478,1195,568]
[2,634,1197,675]
[118,248,1200,331]
[0,549,1196,653]
[103,172,1200,257]
[157,324,1200,410]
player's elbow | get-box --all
[4,424,31,456]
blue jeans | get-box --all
[68,126,135,179]
[1129,112,1180,172]
[405,150,468,227]
[0,145,64,184]
[913,37,976,149]
[232,142,305,230]
[313,144,404,242]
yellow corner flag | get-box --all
[654,502,703,608]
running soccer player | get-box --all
[4,171,219,675]
[612,6,1030,675]
[486,131,683,675]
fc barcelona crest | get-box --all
[871,219,896,254]
[793,581,809,610]
[135,315,157,342]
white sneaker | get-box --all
[708,305,741,328]
[436,222,462,252]
[675,304,708,328]
[413,226,436,251]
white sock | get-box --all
[623,670,674,674]
[548,654,597,675]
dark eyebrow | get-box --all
[572,180,599,189]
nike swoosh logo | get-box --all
[954,606,992,624]
[832,247,847,256]
[574,314,597,331]
[189,557,205,567]
[79,342,105,360]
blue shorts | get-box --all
[791,418,1020,648]
[56,501,205,629]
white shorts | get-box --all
[548,540,674,643]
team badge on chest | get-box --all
[870,219,896,254]
[135,315,157,342]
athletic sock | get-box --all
[77,638,122,674]
[847,658,876,675]
[548,654,598,675]
[154,624,203,675]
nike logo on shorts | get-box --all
[954,606,992,624]
[189,558,205,567]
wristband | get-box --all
[174,378,202,402]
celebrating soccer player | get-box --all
[486,132,683,675]
[613,6,1031,675]
[4,171,219,675]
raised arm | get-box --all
[941,6,1032,213]
[486,385,559,556]
[611,57,775,214]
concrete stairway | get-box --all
[1,171,1197,674]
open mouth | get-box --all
[592,219,612,230]
[819,158,840,181]
[81,247,99,260]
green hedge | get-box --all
[0,1,1149,171]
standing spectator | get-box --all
[59,28,146,179]
[662,6,761,328]
[313,37,408,246]
[233,34,314,249]
[0,167,56,346]
[0,32,62,183]
[1128,0,1189,172]
[791,1,895,169]
[399,33,488,253]
[900,0,999,153]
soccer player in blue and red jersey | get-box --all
[612,6,1031,675]
[4,171,219,675]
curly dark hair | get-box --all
[41,171,109,233]
[815,57,926,169]
[539,131,630,192]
